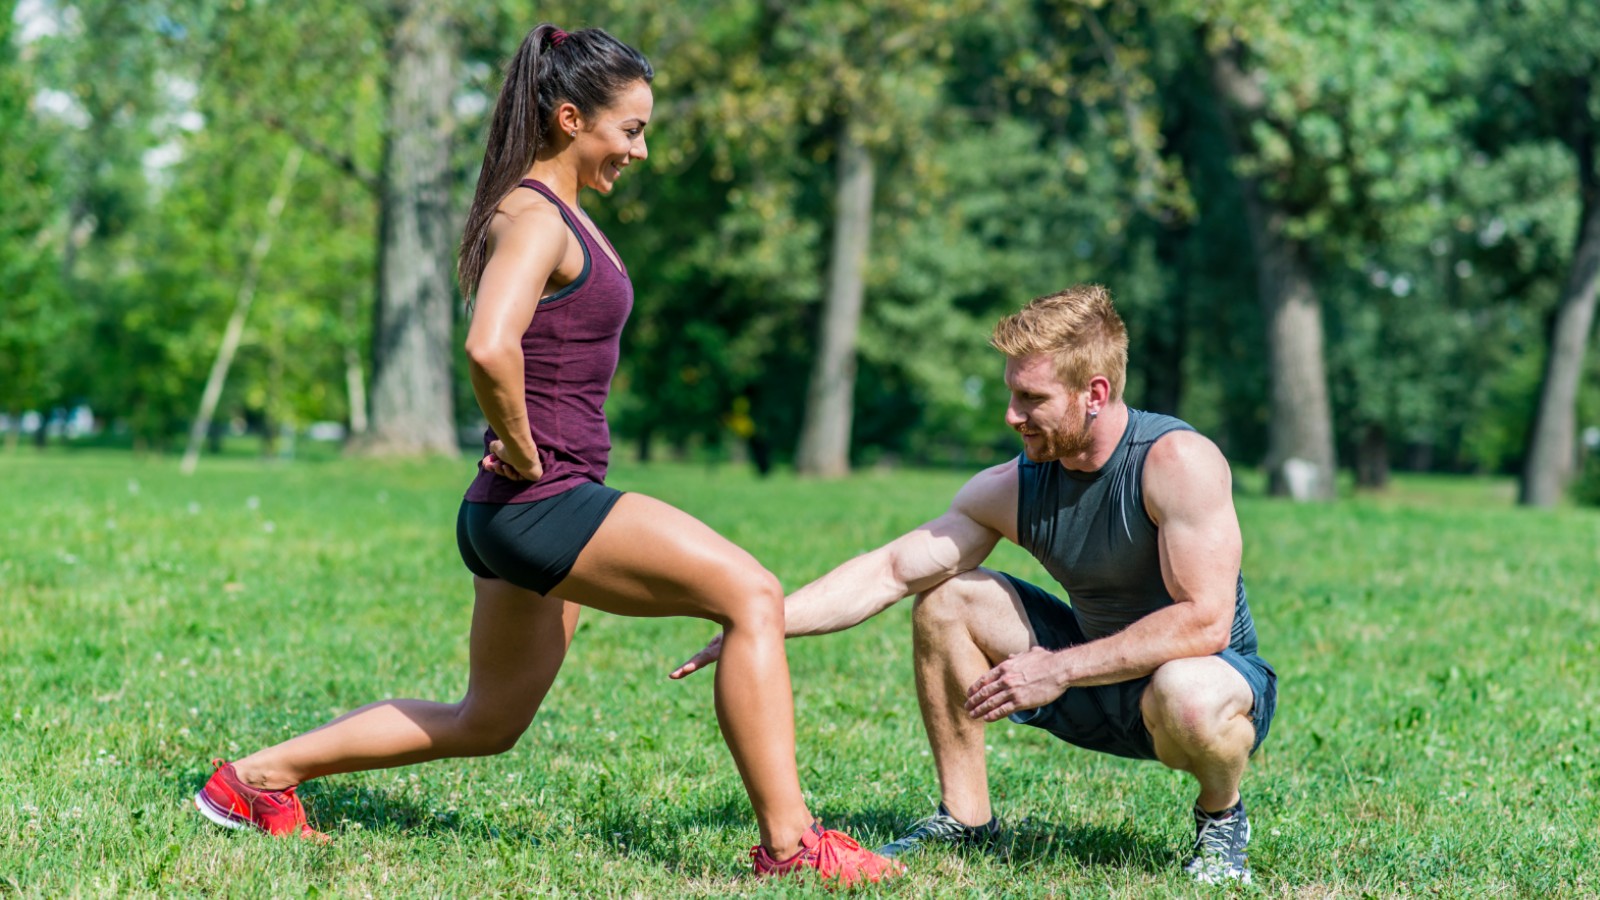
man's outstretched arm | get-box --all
[670,461,1017,678]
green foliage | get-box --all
[1571,452,1600,507]
[4,0,1593,482]
[3,454,1599,895]
[0,3,70,418]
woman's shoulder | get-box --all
[488,189,570,255]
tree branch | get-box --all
[262,113,380,195]
[1084,6,1169,220]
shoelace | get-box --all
[1192,813,1240,858]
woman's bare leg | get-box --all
[230,578,578,789]
[230,492,814,859]
[551,493,812,860]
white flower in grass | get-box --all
[263,521,276,534]
[127,479,140,495]
[246,496,260,510]
[60,552,78,565]
[187,502,201,515]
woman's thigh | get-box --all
[550,492,776,622]
[459,576,581,725]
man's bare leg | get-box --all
[911,569,1036,826]
[1139,657,1255,812]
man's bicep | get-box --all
[1148,434,1242,610]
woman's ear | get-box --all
[553,102,582,139]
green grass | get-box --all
[1,450,1597,897]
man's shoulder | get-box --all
[952,457,1021,533]
[1143,429,1233,524]
[1146,428,1225,472]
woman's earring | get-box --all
[569,130,577,138]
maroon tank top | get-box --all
[464,179,634,504]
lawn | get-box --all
[1,450,1596,897]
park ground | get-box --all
[1,450,1597,897]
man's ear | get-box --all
[1086,375,1113,415]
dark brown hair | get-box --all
[457,25,653,298]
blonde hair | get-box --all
[990,284,1129,400]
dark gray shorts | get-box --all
[456,482,623,595]
[999,573,1277,761]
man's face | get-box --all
[1003,353,1090,462]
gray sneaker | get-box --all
[876,804,1000,859]
[1184,801,1252,884]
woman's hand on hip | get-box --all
[484,439,543,481]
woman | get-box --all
[194,24,899,886]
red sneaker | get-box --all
[194,759,329,842]
[752,822,905,887]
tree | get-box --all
[361,0,461,456]
[795,121,873,476]
[1475,3,1600,506]
[0,1,69,441]
[1202,27,1337,499]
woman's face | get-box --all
[573,79,652,194]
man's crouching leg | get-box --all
[879,570,1028,858]
[1141,657,1257,883]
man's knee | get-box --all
[912,574,974,633]
[1141,658,1252,749]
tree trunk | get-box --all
[1520,188,1600,505]
[1355,423,1390,490]
[181,146,303,475]
[1520,78,1600,507]
[358,1,459,457]
[343,291,369,438]
[796,123,874,477]
[1208,46,1337,500]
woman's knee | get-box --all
[714,564,785,633]
[452,701,533,756]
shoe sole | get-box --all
[194,790,253,832]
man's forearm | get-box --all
[783,550,911,637]
[1055,601,1232,687]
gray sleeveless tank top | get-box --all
[1016,408,1258,655]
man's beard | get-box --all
[1021,409,1094,462]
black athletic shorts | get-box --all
[998,572,1278,761]
[456,482,624,595]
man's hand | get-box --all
[483,439,542,481]
[964,647,1069,722]
[669,632,724,679]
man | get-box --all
[672,285,1276,884]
